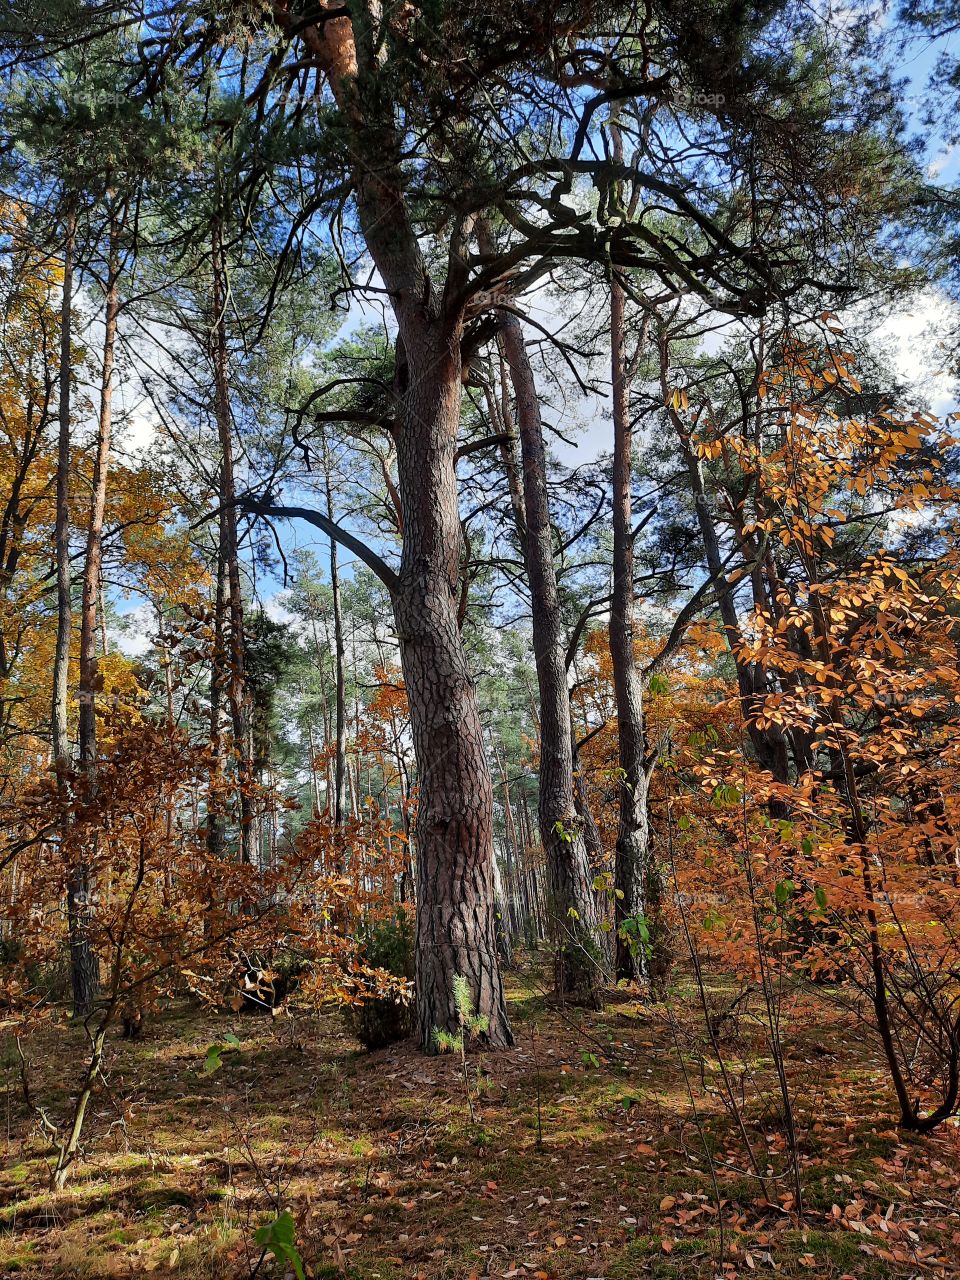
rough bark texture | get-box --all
[500,316,602,1006]
[609,278,654,984]
[273,5,511,1049]
[393,343,512,1049]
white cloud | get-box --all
[109,603,154,656]
[864,287,959,418]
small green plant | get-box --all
[253,1210,305,1280]
[647,672,670,695]
[774,878,796,908]
[617,913,652,964]
[202,1033,240,1075]
[433,973,489,1123]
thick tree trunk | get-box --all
[277,8,510,1049]
[393,340,512,1050]
[609,277,656,985]
[500,316,602,1006]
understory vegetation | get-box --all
[4,971,960,1280]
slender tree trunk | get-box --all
[74,208,122,1014]
[210,222,255,864]
[572,731,604,879]
[481,368,526,545]
[391,710,414,904]
[51,204,75,787]
[51,204,98,1018]
[573,741,612,953]
[99,579,109,657]
[679,427,790,783]
[494,748,522,938]
[656,329,793,786]
[500,316,602,1006]
[491,851,514,968]
[306,717,324,816]
[609,276,656,985]
[322,432,348,826]
[519,787,545,939]
[52,1024,106,1191]
[207,547,227,862]
[78,210,120,772]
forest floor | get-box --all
[1,960,959,1280]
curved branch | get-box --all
[565,593,612,671]
[455,432,513,462]
[237,496,400,594]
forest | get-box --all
[2,0,960,1276]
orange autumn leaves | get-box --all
[576,338,960,1121]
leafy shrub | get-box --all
[343,912,415,1050]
